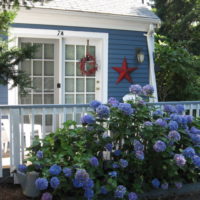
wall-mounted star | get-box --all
[112,57,138,84]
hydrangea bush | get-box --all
[18,84,200,200]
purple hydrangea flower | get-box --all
[63,167,72,177]
[100,186,108,194]
[108,97,119,107]
[41,192,53,200]
[129,84,142,95]
[144,121,153,126]
[18,164,27,173]
[153,110,163,117]
[112,163,120,169]
[35,178,48,190]
[89,100,101,110]
[49,164,62,176]
[118,103,134,115]
[73,169,89,188]
[89,156,99,167]
[108,171,117,177]
[119,159,128,168]
[183,147,195,158]
[84,189,94,199]
[143,84,154,96]
[174,154,186,167]
[155,118,167,127]
[164,105,177,113]
[190,134,200,144]
[105,143,113,151]
[83,178,94,189]
[50,177,60,189]
[36,150,43,159]
[175,182,182,189]
[170,114,183,124]
[175,104,184,114]
[128,192,138,200]
[96,105,110,118]
[135,151,144,160]
[152,178,160,189]
[185,115,194,123]
[190,127,200,134]
[168,120,179,131]
[168,130,181,141]
[153,140,166,152]
[161,183,168,190]
[115,185,127,199]
[114,150,122,156]
[133,140,144,151]
[81,114,95,124]
[192,155,200,167]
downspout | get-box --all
[146,24,158,102]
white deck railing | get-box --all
[0,101,200,177]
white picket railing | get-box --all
[0,101,200,177]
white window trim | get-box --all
[8,28,108,105]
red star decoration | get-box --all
[112,57,138,84]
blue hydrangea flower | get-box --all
[84,188,94,199]
[183,147,195,158]
[153,140,166,152]
[81,114,95,124]
[35,178,48,190]
[83,178,94,190]
[114,150,122,156]
[108,171,117,177]
[190,134,200,144]
[41,192,53,200]
[164,105,177,113]
[89,156,99,167]
[128,192,138,200]
[18,164,27,173]
[50,177,60,189]
[168,130,181,141]
[135,151,144,160]
[119,159,128,168]
[155,118,167,128]
[96,105,110,118]
[133,140,144,151]
[36,150,43,159]
[129,84,142,95]
[108,97,119,107]
[112,163,120,169]
[75,169,89,184]
[118,103,134,115]
[175,182,182,189]
[174,154,186,167]
[168,120,179,131]
[73,178,84,188]
[49,164,62,176]
[190,127,200,134]
[142,84,154,96]
[175,104,184,114]
[63,167,72,177]
[161,183,168,190]
[144,121,153,127]
[89,100,101,110]
[192,155,200,168]
[153,110,163,117]
[151,178,160,189]
[170,114,183,124]
[100,186,108,195]
[105,143,113,151]
[185,115,194,123]
[114,185,127,199]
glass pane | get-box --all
[65,78,74,92]
[20,94,31,104]
[34,115,42,126]
[33,94,42,104]
[86,78,95,92]
[65,94,74,104]
[86,94,95,103]
[21,42,31,48]
[65,62,74,76]
[33,78,42,92]
[76,45,85,60]
[33,61,42,76]
[44,78,54,92]
[44,61,54,76]
[85,62,96,77]
[44,44,54,59]
[65,45,75,60]
[76,62,82,76]
[76,94,84,104]
[21,60,31,75]
[88,46,95,57]
[76,78,84,92]
[44,94,54,104]
[33,43,42,59]
[45,115,52,126]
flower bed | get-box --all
[17,84,200,200]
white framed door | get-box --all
[63,38,102,104]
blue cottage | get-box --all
[2,0,160,105]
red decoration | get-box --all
[80,54,98,76]
[112,57,138,84]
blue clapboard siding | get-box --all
[8,24,149,102]
[0,85,8,104]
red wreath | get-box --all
[80,54,98,76]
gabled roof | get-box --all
[29,0,159,21]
